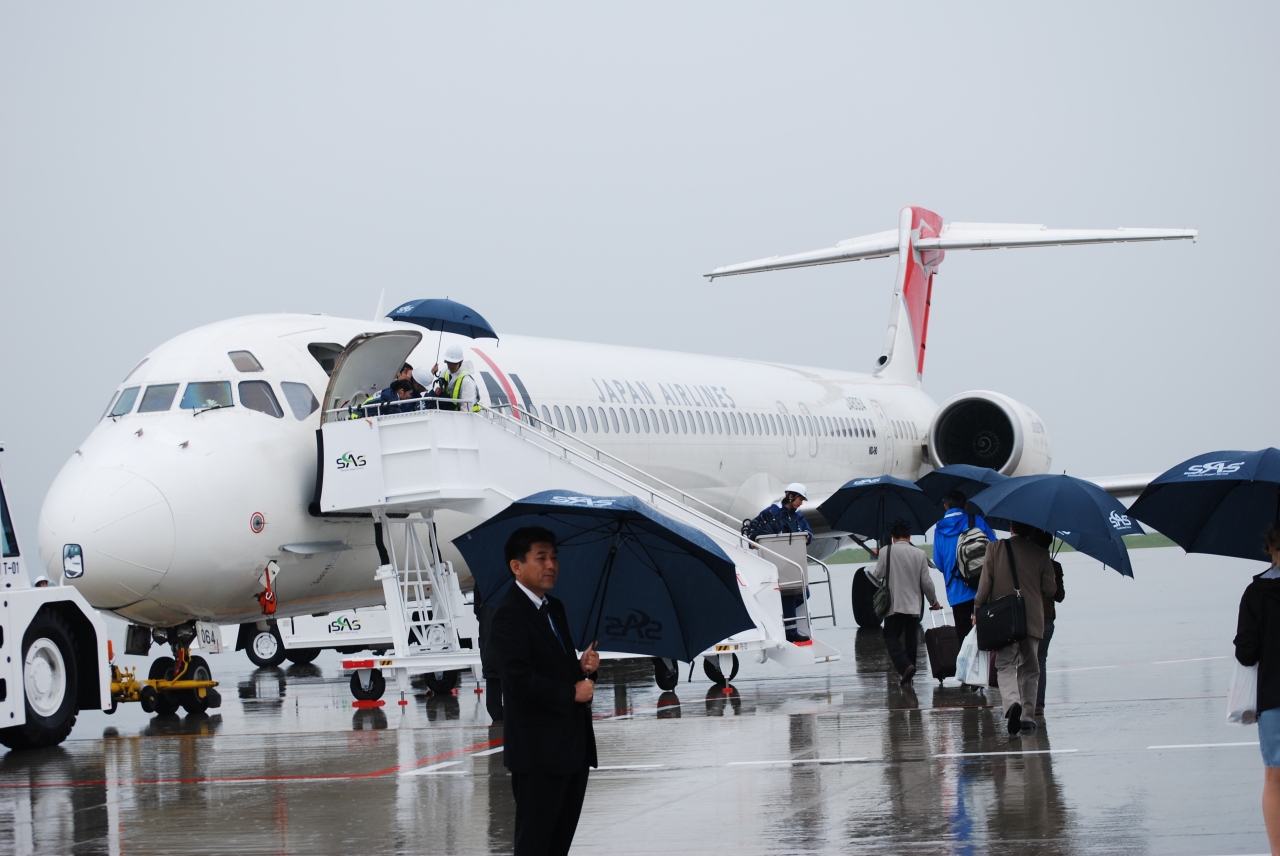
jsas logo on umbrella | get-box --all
[1184,461,1244,478]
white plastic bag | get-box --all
[1227,660,1258,725]
[957,629,988,687]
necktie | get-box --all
[539,602,566,650]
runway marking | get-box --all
[727,757,868,766]
[595,764,665,770]
[935,749,1078,758]
[1050,655,1228,674]
[470,747,504,756]
[401,761,464,777]
[1147,742,1259,750]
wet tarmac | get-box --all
[0,547,1270,855]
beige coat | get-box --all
[872,540,939,617]
[974,536,1057,639]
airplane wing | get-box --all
[705,221,1198,279]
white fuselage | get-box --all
[37,313,950,627]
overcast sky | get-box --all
[1,4,1275,551]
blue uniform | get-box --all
[933,508,996,606]
[756,504,813,541]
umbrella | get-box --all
[1127,448,1280,563]
[969,474,1143,577]
[453,490,754,662]
[386,298,499,340]
[817,475,943,540]
[915,465,1010,505]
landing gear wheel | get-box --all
[179,655,213,714]
[852,567,883,629]
[0,610,80,750]
[423,670,460,695]
[246,626,287,668]
[702,654,739,687]
[652,657,680,691]
[148,657,181,716]
[285,647,321,666]
[350,669,386,701]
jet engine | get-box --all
[926,390,1052,476]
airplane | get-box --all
[36,205,1195,692]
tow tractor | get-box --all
[0,444,220,751]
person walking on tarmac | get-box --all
[872,521,942,684]
[747,484,814,643]
[432,343,480,412]
[932,491,996,646]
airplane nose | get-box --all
[38,466,175,608]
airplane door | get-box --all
[798,403,818,458]
[320,330,424,417]
[869,400,895,476]
[776,402,796,458]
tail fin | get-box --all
[875,206,942,385]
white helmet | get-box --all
[443,343,464,364]
[31,574,50,588]
[785,483,808,500]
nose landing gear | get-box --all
[111,622,222,716]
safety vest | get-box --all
[350,394,380,419]
[447,370,481,412]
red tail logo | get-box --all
[901,206,944,377]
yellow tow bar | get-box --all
[109,663,220,713]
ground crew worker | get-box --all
[748,483,814,644]
[432,344,480,412]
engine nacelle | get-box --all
[926,390,1052,476]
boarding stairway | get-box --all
[320,399,837,693]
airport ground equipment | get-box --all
[232,607,397,669]
[317,336,839,690]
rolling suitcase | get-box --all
[923,610,960,683]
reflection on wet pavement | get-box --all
[0,548,1270,854]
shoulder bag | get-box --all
[975,539,1028,651]
[873,542,893,619]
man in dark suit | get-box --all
[491,526,599,856]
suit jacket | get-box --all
[871,540,939,617]
[973,536,1057,639]
[490,584,597,775]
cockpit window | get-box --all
[138,384,179,413]
[239,381,283,418]
[307,343,344,376]
[109,387,140,417]
[101,391,119,420]
[228,350,264,372]
[0,478,18,557]
[280,382,319,420]
[180,381,233,410]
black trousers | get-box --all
[511,768,590,856]
[952,599,975,646]
[882,613,921,677]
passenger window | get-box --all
[553,406,565,430]
[239,381,283,418]
[101,391,119,420]
[228,350,264,372]
[281,382,319,421]
[639,409,650,433]
[589,408,600,432]
[180,381,232,411]
[660,410,669,433]
[566,407,577,432]
[110,387,140,417]
[308,343,344,376]
[617,409,628,433]
[695,411,704,434]
[576,407,587,433]
[678,411,687,433]
[609,408,620,433]
[629,408,640,433]
[598,407,609,433]
[540,405,552,430]
[751,413,760,435]
[139,383,180,413]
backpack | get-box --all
[955,514,990,586]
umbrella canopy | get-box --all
[453,490,753,662]
[969,474,1143,577]
[386,298,499,340]
[915,465,1010,504]
[817,475,943,539]
[1128,448,1280,563]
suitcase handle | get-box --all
[928,608,952,629]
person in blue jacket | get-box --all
[749,484,814,643]
[933,490,996,645]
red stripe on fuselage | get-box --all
[471,347,522,418]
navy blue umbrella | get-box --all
[453,490,753,662]
[969,474,1143,577]
[915,465,1010,505]
[386,298,499,340]
[1128,448,1280,563]
[817,475,943,539]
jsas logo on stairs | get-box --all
[336,452,367,470]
